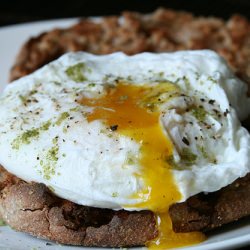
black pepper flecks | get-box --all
[208,99,215,105]
[224,109,230,117]
[110,125,118,131]
[182,137,190,146]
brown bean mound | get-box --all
[10,8,250,86]
[1,7,250,247]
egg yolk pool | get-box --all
[80,82,205,248]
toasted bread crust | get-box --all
[0,167,249,246]
[0,181,157,247]
[0,165,21,191]
[169,173,250,232]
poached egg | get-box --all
[0,51,250,248]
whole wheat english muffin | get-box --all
[0,8,250,248]
[0,166,249,247]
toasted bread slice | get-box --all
[0,167,249,246]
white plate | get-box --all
[0,19,250,250]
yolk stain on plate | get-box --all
[80,82,205,248]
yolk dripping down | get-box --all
[80,83,205,248]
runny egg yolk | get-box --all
[80,83,205,248]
